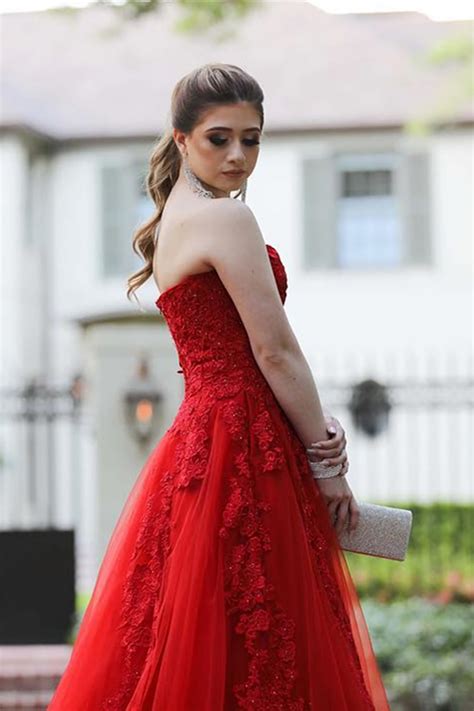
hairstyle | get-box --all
[126,62,265,304]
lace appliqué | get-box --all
[219,397,375,709]
[219,398,307,710]
[101,471,174,710]
[251,408,286,473]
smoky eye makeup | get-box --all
[208,135,260,146]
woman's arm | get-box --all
[193,199,358,532]
[253,347,328,448]
[193,199,329,448]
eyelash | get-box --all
[209,137,260,147]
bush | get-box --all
[346,502,474,601]
[363,598,474,710]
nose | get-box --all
[227,140,246,164]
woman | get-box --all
[48,63,390,710]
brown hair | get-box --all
[126,62,265,305]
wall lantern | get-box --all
[123,356,163,445]
[348,378,392,437]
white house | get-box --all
[1,3,472,590]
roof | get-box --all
[1,2,472,141]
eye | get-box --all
[209,136,260,147]
[209,136,227,146]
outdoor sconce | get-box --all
[69,372,85,413]
[348,378,392,438]
[123,356,163,445]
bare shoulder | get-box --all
[191,198,265,268]
[197,196,254,221]
[192,197,257,235]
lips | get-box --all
[224,171,245,176]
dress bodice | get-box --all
[155,244,288,400]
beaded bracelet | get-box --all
[307,458,345,479]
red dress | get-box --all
[48,244,390,710]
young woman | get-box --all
[48,63,390,710]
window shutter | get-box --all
[398,150,432,265]
[301,154,337,269]
[130,157,148,202]
[100,162,139,277]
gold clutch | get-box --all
[337,502,413,561]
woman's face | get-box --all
[174,102,262,198]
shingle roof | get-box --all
[1,2,472,140]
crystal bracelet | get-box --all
[307,458,345,479]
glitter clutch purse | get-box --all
[337,502,413,561]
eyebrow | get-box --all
[205,126,261,133]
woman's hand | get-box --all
[316,476,360,535]
[306,412,348,472]
[305,412,359,534]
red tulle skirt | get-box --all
[48,390,390,710]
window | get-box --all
[100,157,154,278]
[337,153,400,268]
[301,149,431,270]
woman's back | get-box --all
[152,187,215,296]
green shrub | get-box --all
[346,502,474,601]
[363,598,474,710]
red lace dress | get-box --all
[48,244,390,710]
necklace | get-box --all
[183,156,216,199]
[183,155,247,203]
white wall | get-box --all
[81,318,183,566]
[0,134,37,527]
[0,134,29,386]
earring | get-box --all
[182,154,215,199]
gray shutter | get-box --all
[301,154,338,269]
[100,162,139,277]
[131,157,148,204]
[397,150,432,265]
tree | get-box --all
[95,0,260,34]
[406,31,474,135]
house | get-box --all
[1,3,472,589]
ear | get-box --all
[173,128,187,157]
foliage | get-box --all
[363,598,474,710]
[405,30,474,135]
[95,0,259,33]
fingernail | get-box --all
[328,426,336,434]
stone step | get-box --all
[0,674,62,692]
[0,646,71,710]
[0,689,53,710]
